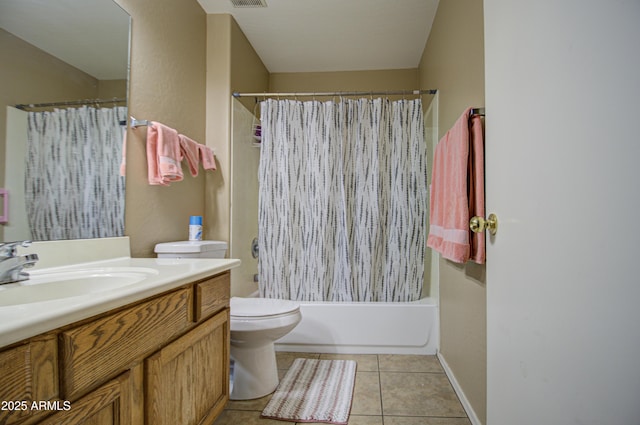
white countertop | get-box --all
[0,256,240,348]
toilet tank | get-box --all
[154,241,228,259]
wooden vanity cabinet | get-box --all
[0,271,231,425]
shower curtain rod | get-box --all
[14,97,126,110]
[232,89,437,98]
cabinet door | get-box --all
[39,371,134,425]
[0,335,58,425]
[145,309,229,425]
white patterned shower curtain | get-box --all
[25,106,126,240]
[258,98,427,302]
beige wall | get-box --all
[230,98,260,297]
[419,1,486,423]
[270,69,418,95]
[97,79,128,99]
[115,0,207,257]
[230,20,270,114]
[205,14,232,246]
[206,14,269,247]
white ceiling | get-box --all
[197,0,439,73]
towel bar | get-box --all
[470,107,485,117]
[130,117,150,129]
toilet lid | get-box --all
[230,297,300,318]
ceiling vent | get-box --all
[230,0,267,7]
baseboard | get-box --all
[437,352,482,425]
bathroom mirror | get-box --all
[0,0,130,242]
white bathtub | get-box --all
[274,297,439,355]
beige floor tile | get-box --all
[351,371,382,416]
[275,351,320,369]
[225,393,272,411]
[378,354,443,373]
[384,417,472,425]
[380,372,466,417]
[345,415,384,425]
[213,409,281,424]
[221,352,470,425]
[319,353,379,371]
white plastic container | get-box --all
[154,240,228,259]
[188,216,203,241]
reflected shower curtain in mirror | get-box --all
[25,106,126,240]
[258,98,427,302]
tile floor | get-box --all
[214,352,472,425]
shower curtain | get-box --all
[25,106,126,240]
[258,98,427,302]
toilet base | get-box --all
[229,341,279,400]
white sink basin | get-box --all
[0,267,160,307]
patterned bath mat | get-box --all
[261,358,357,424]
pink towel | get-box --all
[178,134,200,177]
[119,131,127,177]
[427,107,485,264]
[468,113,485,264]
[144,122,216,185]
[147,121,183,185]
[178,134,217,176]
[198,144,217,171]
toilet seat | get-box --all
[230,297,300,319]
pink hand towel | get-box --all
[178,135,217,176]
[178,134,200,177]
[119,131,127,177]
[198,144,217,171]
[427,107,485,263]
[147,121,182,185]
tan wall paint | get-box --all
[419,0,486,423]
[115,0,207,257]
[205,14,232,245]
[206,14,269,246]
[230,20,270,114]
[270,69,418,94]
[97,79,127,99]
[230,98,260,296]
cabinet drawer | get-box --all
[194,272,230,322]
[40,371,134,425]
[60,287,192,400]
[0,335,58,425]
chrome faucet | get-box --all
[0,241,39,285]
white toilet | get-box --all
[229,297,301,399]
[154,240,302,400]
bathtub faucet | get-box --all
[0,241,39,285]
